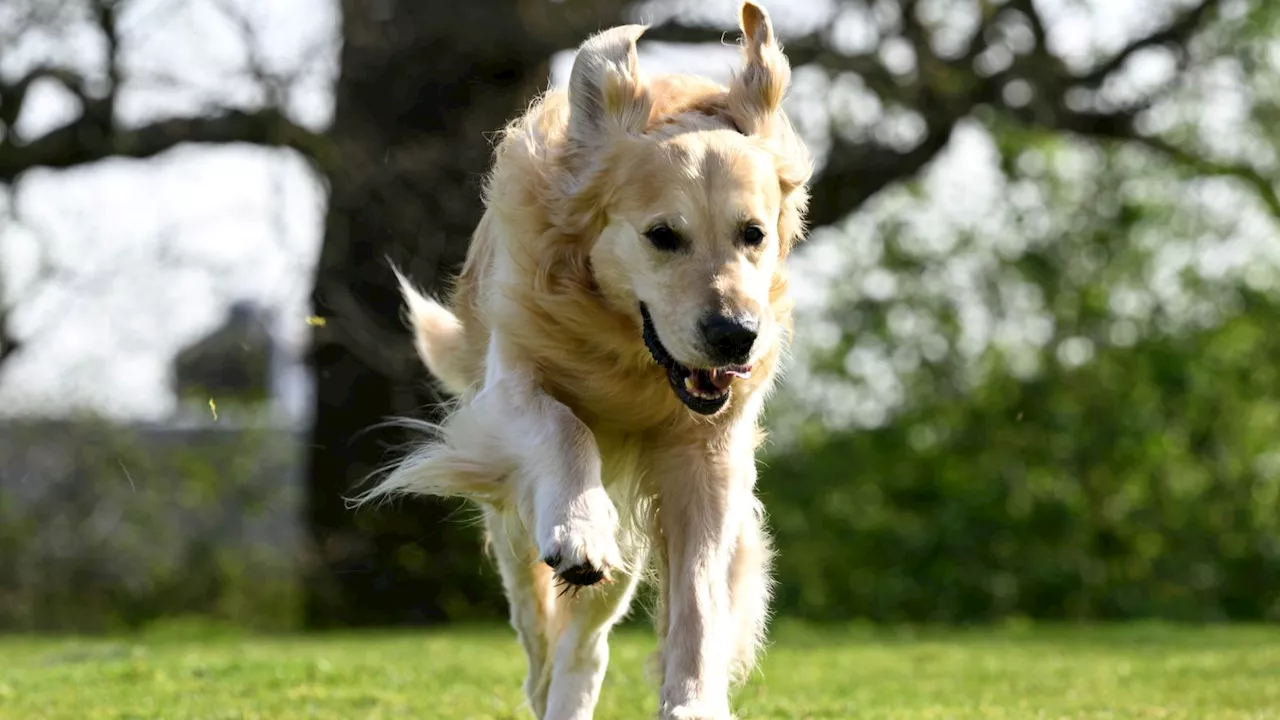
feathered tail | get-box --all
[349,268,507,507]
[393,267,472,396]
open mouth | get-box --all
[640,303,752,415]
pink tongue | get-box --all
[709,369,736,391]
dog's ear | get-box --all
[566,24,652,147]
[728,2,791,136]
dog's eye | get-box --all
[644,224,682,252]
[742,224,766,247]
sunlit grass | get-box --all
[3,620,1279,718]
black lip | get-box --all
[640,303,730,416]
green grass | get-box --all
[3,621,1279,719]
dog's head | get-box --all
[562,3,812,416]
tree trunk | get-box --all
[302,0,577,627]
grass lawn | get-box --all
[2,621,1278,719]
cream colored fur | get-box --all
[357,4,812,718]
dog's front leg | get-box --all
[481,342,624,586]
[726,494,773,684]
[467,342,630,719]
[652,440,755,720]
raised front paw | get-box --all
[538,487,623,587]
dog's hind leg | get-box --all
[543,545,646,720]
[487,509,557,718]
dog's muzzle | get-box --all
[640,303,751,416]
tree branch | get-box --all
[1003,0,1070,79]
[897,0,932,65]
[806,123,958,229]
[1130,134,1280,217]
[1075,0,1221,88]
[795,38,918,106]
[209,0,290,107]
[799,0,1019,230]
[982,0,1277,218]
[1,0,338,185]
[0,320,19,367]
[798,0,1228,229]
[0,108,334,182]
[90,0,122,96]
[0,66,90,130]
[998,88,1280,218]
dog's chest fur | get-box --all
[594,430,654,550]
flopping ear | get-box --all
[567,24,652,147]
[729,3,811,251]
[728,2,791,136]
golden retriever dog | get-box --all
[358,4,812,718]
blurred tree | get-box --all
[3,0,1275,626]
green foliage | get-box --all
[2,624,1279,718]
[0,419,302,632]
[763,299,1280,622]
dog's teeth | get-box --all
[684,376,697,393]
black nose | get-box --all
[699,313,758,364]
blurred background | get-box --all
[1,0,1278,633]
